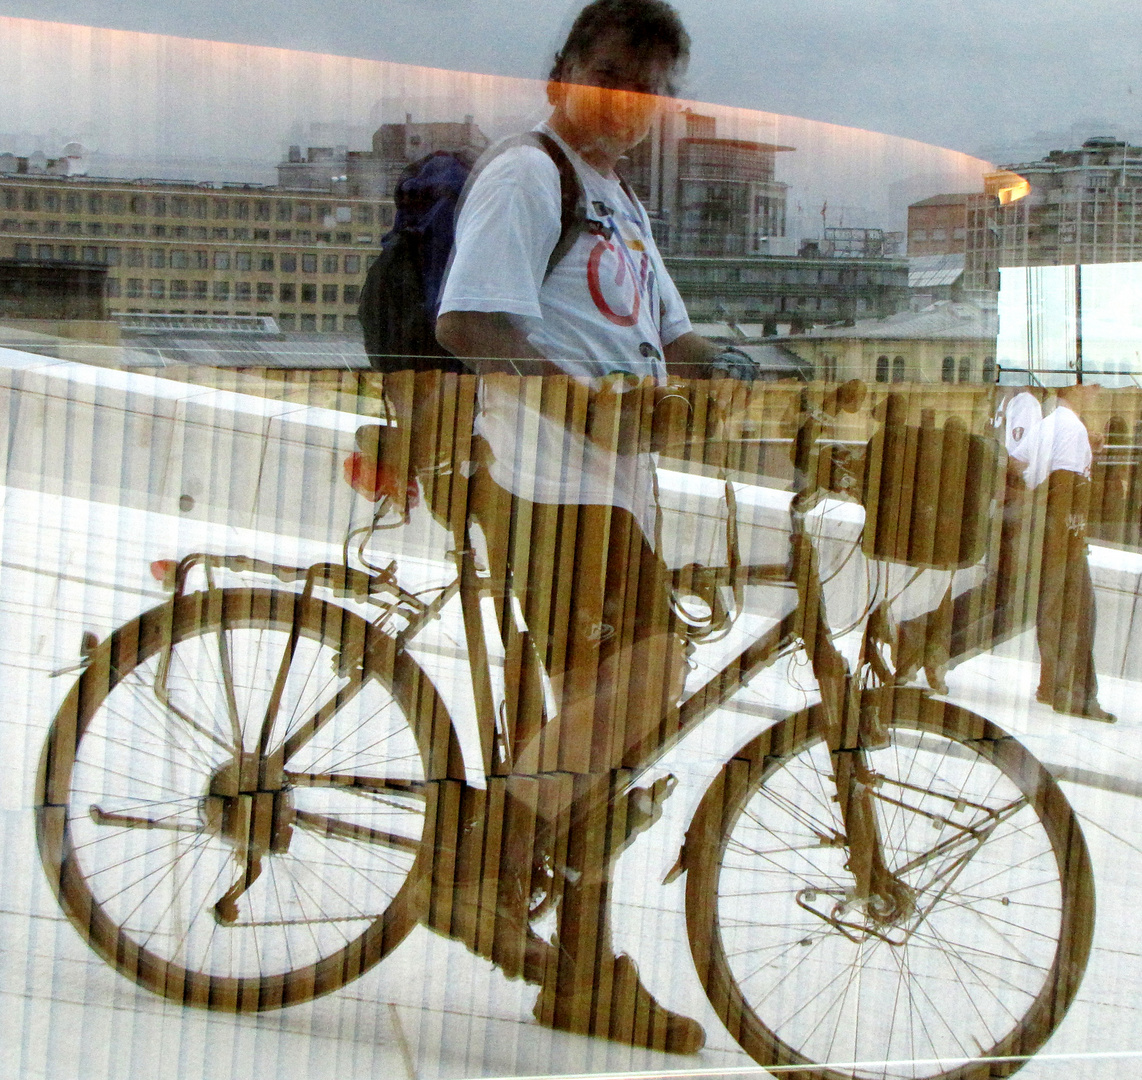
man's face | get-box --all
[556,30,680,156]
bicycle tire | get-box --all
[36,587,459,1011]
[685,690,1093,1080]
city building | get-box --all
[963,136,1142,291]
[624,109,792,255]
[664,252,909,330]
[0,155,397,333]
[906,193,970,256]
[278,116,490,197]
[775,299,997,383]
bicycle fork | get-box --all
[794,533,915,927]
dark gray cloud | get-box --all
[1,0,1139,157]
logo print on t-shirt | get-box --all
[585,209,652,328]
[587,238,644,326]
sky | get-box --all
[0,0,1139,161]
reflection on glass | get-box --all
[2,5,1141,1080]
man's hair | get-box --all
[549,0,690,88]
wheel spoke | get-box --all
[689,697,1092,1080]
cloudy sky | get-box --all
[0,0,1139,160]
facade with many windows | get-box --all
[960,137,1142,291]
[0,168,395,332]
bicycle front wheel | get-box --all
[685,691,1093,1080]
[37,588,457,1011]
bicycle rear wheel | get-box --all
[685,690,1093,1080]
[37,588,457,1010]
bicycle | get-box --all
[35,374,1094,1080]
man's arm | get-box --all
[663,330,719,379]
[435,310,566,376]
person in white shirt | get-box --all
[435,0,725,1053]
[1017,383,1114,721]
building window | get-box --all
[82,246,100,263]
[344,254,360,274]
[322,254,338,274]
[255,201,271,221]
[58,245,75,262]
[66,221,82,235]
[235,251,251,271]
[193,280,208,299]
[301,283,317,303]
[321,314,338,332]
[212,228,229,240]
[280,254,297,273]
[958,356,972,382]
[982,356,996,383]
[214,252,230,270]
[126,249,144,267]
[275,229,292,241]
[280,283,296,302]
[152,196,166,216]
[256,282,274,301]
[126,277,144,298]
[149,250,166,268]
[300,313,317,331]
[356,205,374,225]
[193,250,209,269]
[36,244,53,260]
[152,225,167,237]
[343,284,360,305]
[213,280,230,300]
[171,197,188,218]
[108,195,125,214]
[322,284,338,304]
[942,356,955,382]
[235,281,251,301]
[295,204,312,223]
[892,356,905,382]
[258,253,274,271]
[129,195,146,215]
[149,279,165,298]
[213,199,229,220]
[302,253,317,273]
[14,243,31,260]
[876,355,889,382]
[86,222,103,236]
[170,280,188,299]
[234,200,249,220]
[23,191,38,211]
[171,250,188,269]
[277,201,292,222]
[105,278,120,298]
[278,313,296,330]
[104,247,121,266]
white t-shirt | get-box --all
[438,125,693,539]
[1003,391,1042,457]
[438,125,691,380]
[1017,401,1092,489]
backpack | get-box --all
[358,132,586,373]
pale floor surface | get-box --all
[3,485,1142,1080]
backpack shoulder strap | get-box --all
[457,130,586,280]
[522,131,584,279]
